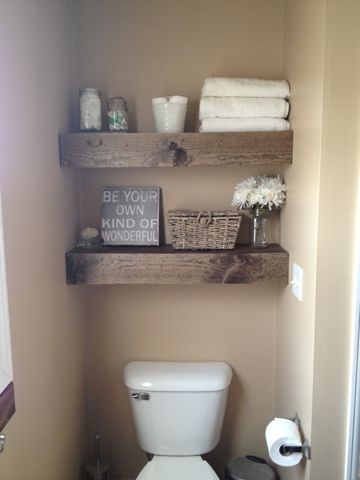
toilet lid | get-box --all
[137,456,219,480]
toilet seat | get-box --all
[136,455,219,480]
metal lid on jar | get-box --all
[108,96,126,102]
[79,88,101,96]
[108,96,128,109]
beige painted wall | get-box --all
[0,2,356,480]
[311,0,360,478]
[0,2,357,480]
[72,1,285,478]
[86,285,278,478]
[278,2,360,480]
[276,1,326,479]
[73,0,285,132]
[0,1,87,479]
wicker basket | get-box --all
[167,210,242,250]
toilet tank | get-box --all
[124,361,232,456]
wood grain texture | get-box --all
[66,244,289,285]
[59,131,293,168]
[0,382,15,431]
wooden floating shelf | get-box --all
[66,244,289,285]
[59,131,293,168]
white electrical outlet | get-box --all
[291,263,303,301]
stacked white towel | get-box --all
[199,77,291,132]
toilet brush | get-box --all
[86,433,109,480]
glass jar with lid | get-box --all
[107,97,128,132]
[79,88,102,131]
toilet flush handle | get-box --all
[132,392,150,400]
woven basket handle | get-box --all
[197,210,212,227]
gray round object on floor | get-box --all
[225,456,275,480]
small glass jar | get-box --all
[79,88,102,131]
[107,97,128,132]
[250,207,271,248]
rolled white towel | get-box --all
[200,117,291,132]
[202,77,290,99]
[199,97,289,120]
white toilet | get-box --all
[123,361,232,480]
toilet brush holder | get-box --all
[86,433,109,480]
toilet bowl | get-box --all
[137,456,219,480]
[124,361,232,480]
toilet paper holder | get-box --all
[281,414,311,460]
[279,439,311,460]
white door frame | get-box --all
[0,192,13,394]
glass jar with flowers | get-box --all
[231,175,287,248]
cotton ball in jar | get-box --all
[79,88,102,131]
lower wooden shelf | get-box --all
[66,244,289,285]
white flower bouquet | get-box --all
[232,175,287,210]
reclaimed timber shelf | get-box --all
[61,132,291,285]
[59,131,293,168]
[66,244,289,285]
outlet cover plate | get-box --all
[292,263,303,301]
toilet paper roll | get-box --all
[265,418,303,467]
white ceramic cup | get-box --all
[152,96,188,133]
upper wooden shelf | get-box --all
[66,244,289,285]
[59,131,293,168]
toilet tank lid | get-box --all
[123,361,232,392]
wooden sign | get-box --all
[101,187,160,246]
